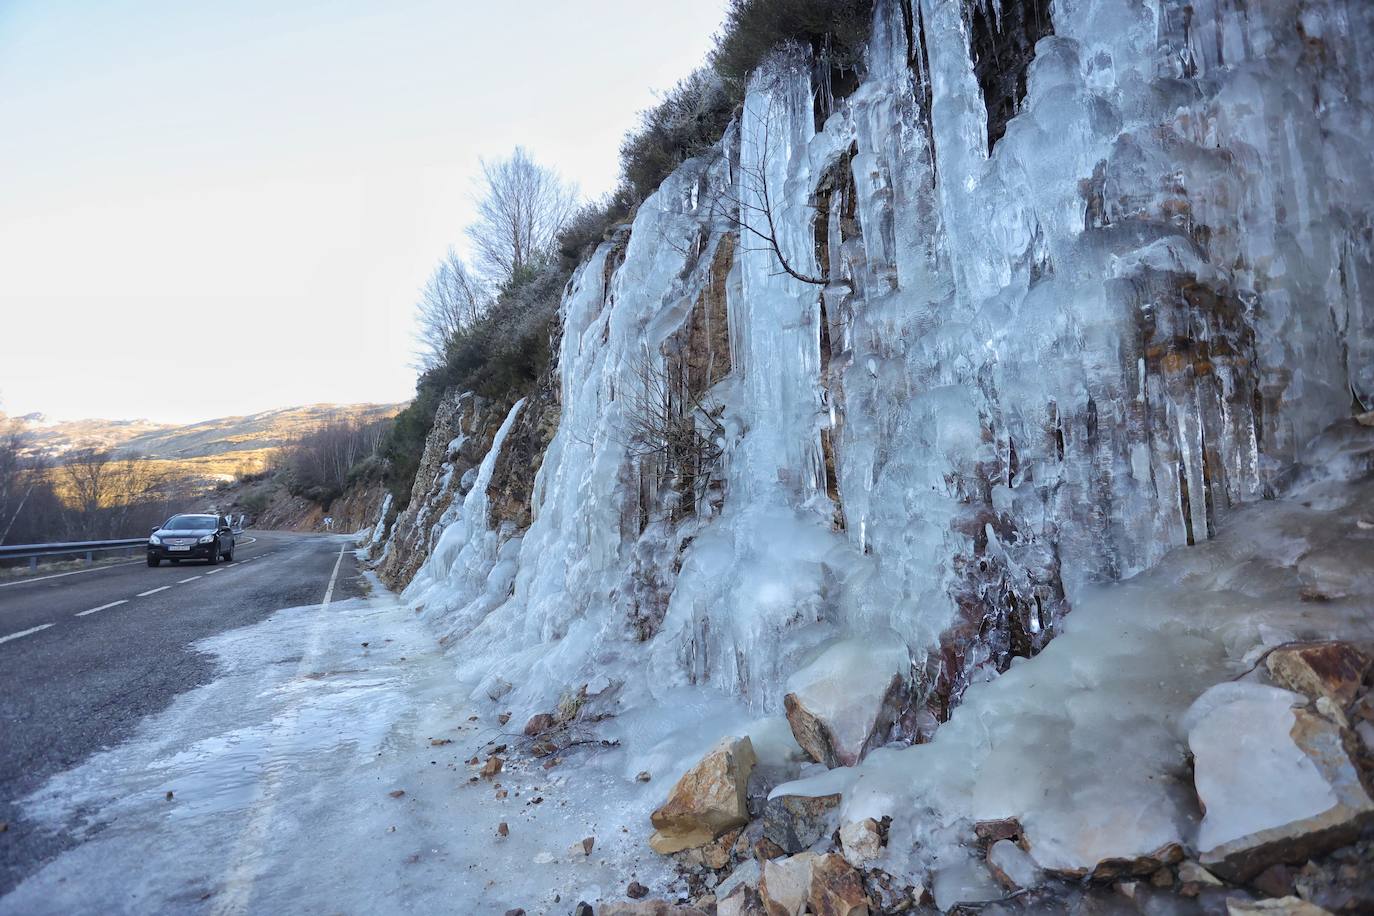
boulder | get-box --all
[808,853,869,916]
[1087,843,1184,882]
[783,640,908,768]
[838,818,883,867]
[1266,642,1371,708]
[760,853,818,916]
[762,792,841,854]
[1225,897,1334,915]
[650,736,758,854]
[523,712,557,736]
[1188,683,1374,881]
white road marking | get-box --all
[178,576,201,584]
[136,586,171,597]
[322,542,346,608]
[76,599,127,617]
[205,569,222,575]
[0,623,55,644]
[0,558,142,589]
[227,563,239,567]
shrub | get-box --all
[620,69,734,201]
[711,0,875,95]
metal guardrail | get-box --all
[0,538,149,572]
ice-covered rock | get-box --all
[783,640,908,768]
[986,839,1040,890]
[1266,642,1372,708]
[1188,683,1374,880]
[1225,898,1335,916]
[649,736,757,855]
[838,818,883,868]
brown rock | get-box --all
[838,818,883,867]
[387,789,406,799]
[760,853,817,916]
[702,826,744,870]
[524,713,557,736]
[1088,843,1184,882]
[973,817,1024,848]
[636,771,652,782]
[649,737,757,854]
[1267,643,1372,708]
[762,793,841,854]
[497,822,509,837]
[481,756,504,778]
[808,853,869,916]
[782,642,909,768]
[1151,866,1175,888]
[717,884,767,916]
[498,712,511,726]
[582,836,595,855]
[627,881,650,899]
[505,909,526,916]
[1251,863,1298,898]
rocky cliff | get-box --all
[374,0,1374,909]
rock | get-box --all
[637,771,652,782]
[1086,843,1184,882]
[504,909,525,916]
[716,860,763,902]
[808,853,869,916]
[1266,642,1372,708]
[649,736,757,854]
[1251,863,1298,898]
[599,904,708,916]
[1355,410,1374,427]
[717,884,767,916]
[524,713,557,736]
[1225,897,1335,915]
[1189,683,1374,881]
[498,711,511,725]
[497,821,509,837]
[627,881,649,899]
[734,820,786,862]
[583,836,595,855]
[759,853,817,916]
[702,826,743,869]
[481,756,504,778]
[1178,860,1223,889]
[839,818,883,867]
[783,640,909,768]
[762,792,841,854]
[1151,866,1175,888]
[987,839,1040,890]
[574,904,593,916]
[973,817,1024,848]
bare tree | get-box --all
[283,419,387,505]
[59,448,174,539]
[415,248,487,370]
[466,147,579,286]
[711,90,828,286]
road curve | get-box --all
[0,530,365,895]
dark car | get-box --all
[147,514,235,567]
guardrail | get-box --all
[0,538,149,572]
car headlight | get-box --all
[198,534,215,544]
[149,535,161,545]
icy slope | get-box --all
[399,0,1374,726]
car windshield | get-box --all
[163,515,218,530]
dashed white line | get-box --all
[0,623,55,644]
[321,542,347,608]
[76,599,128,617]
[178,576,201,584]
[205,568,222,575]
[137,586,171,597]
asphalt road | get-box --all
[0,530,366,896]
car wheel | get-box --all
[147,556,160,567]
[223,549,234,562]
[206,542,219,565]
[170,558,181,565]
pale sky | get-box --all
[0,0,726,424]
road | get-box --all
[0,530,366,896]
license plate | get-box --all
[169,545,191,552]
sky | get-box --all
[0,0,727,424]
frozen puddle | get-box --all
[0,587,680,915]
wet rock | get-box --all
[1086,843,1184,882]
[808,852,869,916]
[1251,864,1298,898]
[1189,684,1374,881]
[762,792,840,854]
[973,817,1024,848]
[481,756,504,778]
[839,818,883,867]
[1266,643,1372,708]
[987,839,1041,890]
[783,640,908,768]
[523,713,557,736]
[1225,897,1335,915]
[1178,860,1224,896]
[627,881,649,899]
[649,736,757,854]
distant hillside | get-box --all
[16,403,405,463]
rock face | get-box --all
[650,736,757,854]
[1188,684,1374,881]
[761,792,841,854]
[1266,643,1372,708]
[783,641,909,768]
